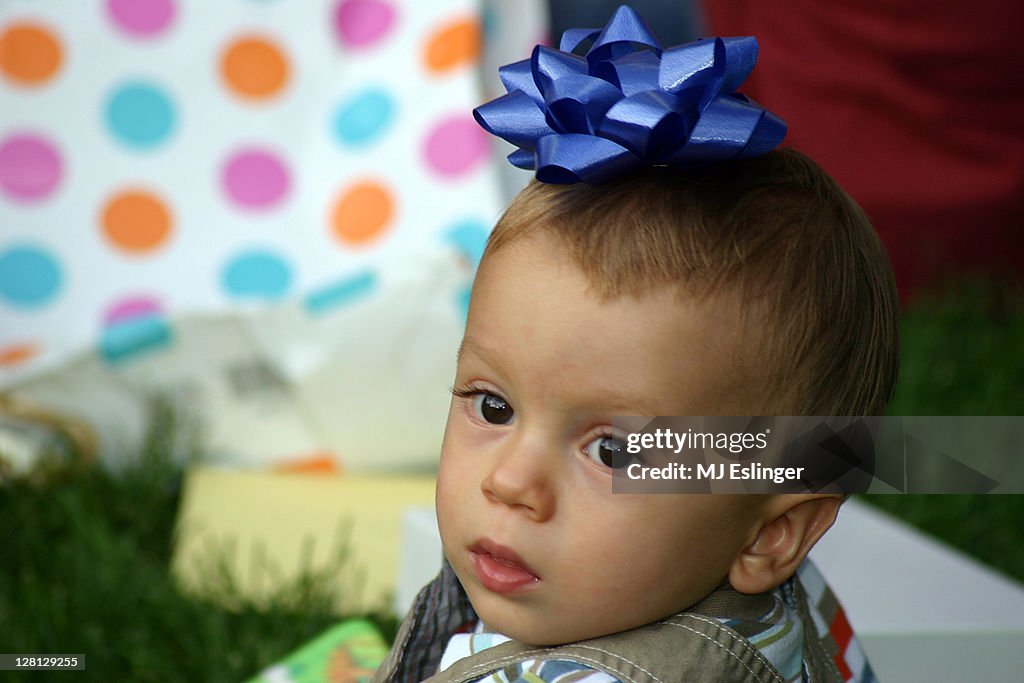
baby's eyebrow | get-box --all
[455,337,493,366]
[456,337,667,415]
[592,392,664,417]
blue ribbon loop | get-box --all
[474,5,786,184]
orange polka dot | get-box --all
[330,181,394,246]
[0,342,36,367]
[424,17,480,74]
[221,36,289,100]
[273,454,342,476]
[0,23,62,85]
[101,190,173,253]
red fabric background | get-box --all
[703,1,1024,298]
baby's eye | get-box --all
[472,393,514,425]
[583,435,630,469]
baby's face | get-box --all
[436,231,767,646]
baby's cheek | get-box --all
[434,474,463,557]
[435,454,463,515]
[442,408,507,465]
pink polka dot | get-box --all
[423,116,490,178]
[222,149,290,210]
[107,0,175,37]
[334,0,396,49]
[104,296,163,325]
[0,134,62,202]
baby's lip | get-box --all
[469,538,540,579]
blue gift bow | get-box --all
[473,5,786,184]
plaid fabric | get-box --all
[383,561,478,683]
[796,561,877,683]
[718,588,805,682]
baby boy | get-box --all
[374,7,897,683]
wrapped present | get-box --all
[246,619,388,683]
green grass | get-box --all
[0,280,1022,680]
[886,279,1024,416]
[0,398,396,682]
[859,279,1024,583]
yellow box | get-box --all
[172,467,436,614]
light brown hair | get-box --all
[481,148,899,415]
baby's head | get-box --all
[435,148,899,646]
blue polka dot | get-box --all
[481,3,497,40]
[456,284,472,322]
[222,250,292,299]
[304,269,377,314]
[443,218,490,267]
[100,316,173,365]
[105,81,177,149]
[0,245,63,309]
[332,89,395,148]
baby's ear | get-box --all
[728,495,842,594]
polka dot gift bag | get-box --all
[0,0,543,471]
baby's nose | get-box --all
[480,443,557,522]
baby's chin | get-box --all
[465,587,649,647]
[479,613,600,647]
